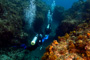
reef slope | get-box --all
[42,22,90,60]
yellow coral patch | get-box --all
[53,40,58,45]
[65,33,69,39]
[49,46,53,52]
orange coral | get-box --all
[49,45,53,52]
[82,53,85,57]
[69,42,75,49]
[53,40,58,45]
[86,51,90,57]
[50,51,53,54]
[87,33,90,38]
[43,52,49,57]
[41,52,49,60]
[49,54,57,60]
[77,35,83,40]
[69,42,77,53]
[87,33,90,36]
[42,22,90,60]
[58,36,66,42]
[83,35,87,40]
[76,57,80,60]
[65,33,70,39]
[59,49,67,55]
[77,40,83,43]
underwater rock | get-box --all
[54,0,90,38]
[33,0,48,33]
[53,6,64,23]
[0,49,30,60]
[63,0,85,21]
[0,3,4,17]
[0,0,49,47]
[42,2,90,59]
[42,22,90,60]
[56,19,78,36]
[0,0,28,47]
[82,1,90,22]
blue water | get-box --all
[42,0,86,10]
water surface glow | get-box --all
[42,0,86,10]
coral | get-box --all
[52,40,59,45]
[42,22,90,60]
[49,45,53,52]
[77,35,83,40]
[65,33,70,39]
[87,33,90,38]
[58,36,66,42]
[41,52,49,60]
[49,54,57,60]
[86,51,90,57]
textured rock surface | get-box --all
[42,22,90,60]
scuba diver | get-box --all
[27,23,52,51]
[16,1,54,50]
[12,14,52,51]
[27,7,53,51]
[27,0,55,51]
[12,1,55,51]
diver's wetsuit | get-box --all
[38,34,43,45]
[45,26,51,35]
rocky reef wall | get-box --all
[0,0,48,47]
[0,0,29,47]
[55,0,90,37]
[42,22,90,60]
